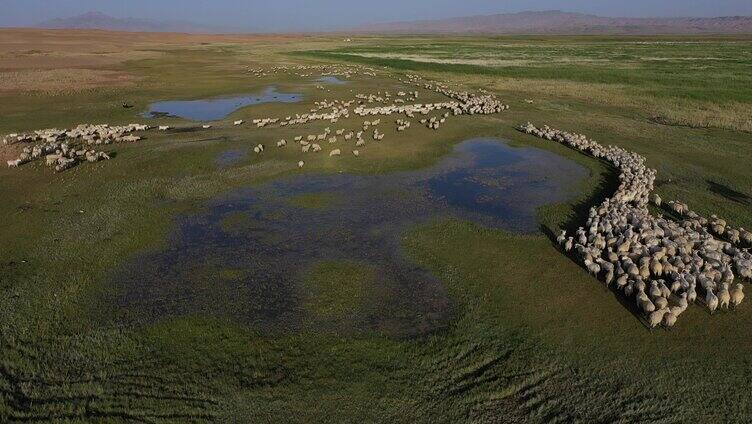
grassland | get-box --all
[1,30,751,423]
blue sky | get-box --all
[2,0,751,31]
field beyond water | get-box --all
[1,30,752,423]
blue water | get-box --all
[317,75,347,85]
[143,86,301,121]
[111,138,587,337]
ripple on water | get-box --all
[109,138,588,337]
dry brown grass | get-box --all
[0,69,134,94]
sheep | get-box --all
[718,283,731,309]
[638,295,655,313]
[654,296,669,310]
[663,311,678,328]
[730,283,745,308]
[234,120,244,126]
[329,149,341,157]
[564,238,574,252]
[202,125,212,129]
[7,159,22,168]
[158,126,170,131]
[648,308,668,328]
[297,161,305,168]
[706,290,719,314]
[556,230,567,246]
[352,150,359,157]
[277,139,287,147]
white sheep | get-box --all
[234,120,244,126]
[706,290,719,314]
[329,149,341,157]
[663,311,677,328]
[297,161,305,168]
[648,308,668,328]
[730,283,745,308]
[718,283,731,309]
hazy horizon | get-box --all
[2,0,752,32]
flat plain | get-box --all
[1,29,751,423]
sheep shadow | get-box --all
[706,180,751,206]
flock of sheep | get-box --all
[2,66,507,175]
[519,123,750,328]
[3,63,748,331]
[3,124,149,172]
[229,70,508,167]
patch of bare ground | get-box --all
[0,69,134,94]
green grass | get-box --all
[302,260,376,320]
[287,192,341,210]
[1,33,752,423]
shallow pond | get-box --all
[143,86,301,121]
[111,138,587,337]
[317,75,347,85]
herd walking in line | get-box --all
[519,123,751,328]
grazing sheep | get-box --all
[297,161,305,168]
[277,139,287,147]
[352,150,359,157]
[202,125,212,129]
[158,126,170,131]
[329,149,341,157]
[234,120,244,126]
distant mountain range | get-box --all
[360,10,752,35]
[33,10,752,35]
[36,11,227,33]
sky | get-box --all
[1,0,751,32]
